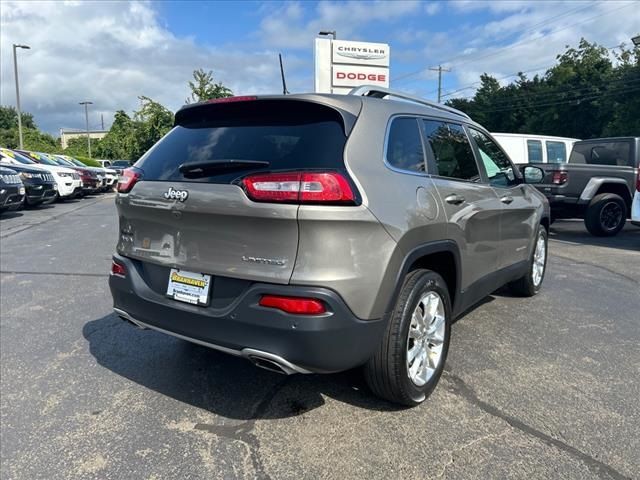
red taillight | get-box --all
[551,171,568,185]
[111,260,126,276]
[259,295,326,315]
[117,167,141,193]
[242,172,355,204]
[206,96,257,104]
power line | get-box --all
[393,1,631,87]
[439,44,630,100]
[450,2,633,70]
[437,1,599,67]
[451,76,640,108]
[439,63,556,99]
[392,1,598,84]
[479,85,640,113]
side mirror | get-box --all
[523,166,544,184]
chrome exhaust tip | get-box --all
[115,308,147,330]
[241,348,311,375]
[248,355,289,375]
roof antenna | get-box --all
[279,53,290,95]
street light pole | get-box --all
[12,44,30,150]
[79,101,93,158]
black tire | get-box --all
[509,225,548,297]
[584,193,627,237]
[364,269,452,406]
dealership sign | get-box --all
[315,38,390,94]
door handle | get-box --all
[445,194,465,205]
[501,196,514,204]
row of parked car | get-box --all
[0,147,130,213]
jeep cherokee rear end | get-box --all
[110,89,549,405]
[110,95,393,374]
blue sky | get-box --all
[1,1,638,134]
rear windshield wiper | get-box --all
[179,159,270,178]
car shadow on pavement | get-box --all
[549,221,640,252]
[0,211,24,220]
[83,313,408,420]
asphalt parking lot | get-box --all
[1,195,639,480]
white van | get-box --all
[491,133,580,164]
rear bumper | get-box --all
[109,254,386,373]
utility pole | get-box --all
[12,44,30,149]
[79,101,93,158]
[429,65,451,103]
[101,113,104,130]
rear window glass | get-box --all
[569,142,632,166]
[546,141,567,163]
[137,101,347,183]
[385,117,426,173]
[527,140,543,163]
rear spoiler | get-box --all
[174,96,361,135]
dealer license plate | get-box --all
[166,268,211,306]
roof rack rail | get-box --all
[348,85,471,120]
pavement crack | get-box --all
[193,377,290,480]
[442,372,630,480]
[549,251,639,286]
[0,271,108,278]
[431,428,511,479]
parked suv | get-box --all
[0,166,25,212]
[0,152,57,207]
[14,150,82,200]
[109,87,549,405]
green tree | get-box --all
[131,96,174,158]
[93,98,174,161]
[95,110,135,160]
[186,68,233,103]
[0,105,36,130]
[0,105,38,148]
[21,128,58,152]
[64,136,98,158]
[445,39,640,139]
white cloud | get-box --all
[2,0,638,135]
[392,0,640,102]
[425,2,441,16]
[0,1,308,134]
[258,0,422,49]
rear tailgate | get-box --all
[117,182,298,283]
[116,97,357,284]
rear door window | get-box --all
[546,141,567,163]
[569,142,632,166]
[136,101,348,184]
[385,117,426,173]
[421,120,480,182]
[527,140,543,163]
